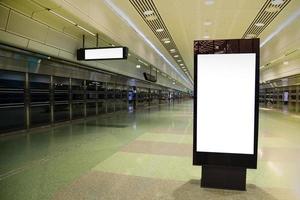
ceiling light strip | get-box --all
[261,8,300,47]
[129,0,193,82]
[242,0,291,39]
[103,0,193,88]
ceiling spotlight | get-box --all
[245,34,256,39]
[173,82,176,85]
[136,64,141,69]
[143,10,154,16]
[204,21,212,26]
[255,22,265,27]
[271,0,284,6]
[265,6,280,13]
[146,15,157,21]
[156,28,164,32]
[283,61,289,65]
[204,0,214,5]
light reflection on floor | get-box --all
[0,100,299,200]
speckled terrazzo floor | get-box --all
[0,100,300,200]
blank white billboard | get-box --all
[85,48,124,60]
[196,53,256,154]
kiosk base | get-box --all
[201,165,246,191]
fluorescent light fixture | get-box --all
[204,0,214,5]
[146,15,158,21]
[77,47,128,60]
[136,64,141,68]
[174,55,179,58]
[204,21,212,26]
[245,34,256,39]
[170,49,176,53]
[138,59,149,66]
[180,64,184,66]
[143,10,154,16]
[271,0,284,6]
[164,40,171,44]
[255,22,265,27]
[265,6,280,13]
[156,28,164,32]
[76,25,96,36]
[48,9,76,25]
[197,53,256,154]
[177,60,182,62]
[261,7,300,47]
[103,0,193,88]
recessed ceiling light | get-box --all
[271,0,284,6]
[170,49,176,53]
[164,40,171,44]
[255,22,265,27]
[143,10,154,16]
[203,35,210,39]
[136,64,141,68]
[174,55,179,58]
[177,60,182,62]
[283,61,289,65]
[245,34,256,39]
[145,15,157,21]
[180,64,184,66]
[204,21,212,26]
[204,0,214,5]
[173,82,176,85]
[156,28,164,32]
[265,6,280,13]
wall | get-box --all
[0,3,188,92]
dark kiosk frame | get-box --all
[193,38,260,190]
[77,46,129,61]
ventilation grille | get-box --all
[242,0,292,39]
[129,0,192,82]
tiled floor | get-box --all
[0,100,299,200]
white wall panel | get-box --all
[0,5,9,30]
[27,40,59,57]
[45,28,77,52]
[7,11,48,43]
[0,4,185,91]
[58,50,75,61]
[0,30,29,48]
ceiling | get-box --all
[1,0,300,88]
[113,0,300,79]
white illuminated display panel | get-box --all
[85,48,124,60]
[197,53,256,154]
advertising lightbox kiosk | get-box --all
[193,39,259,190]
